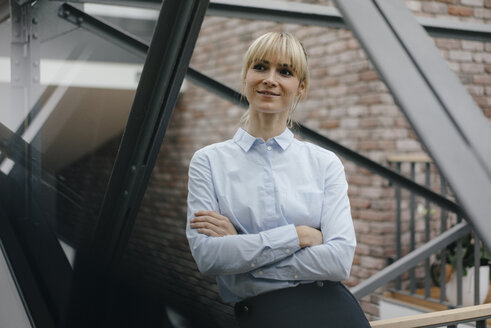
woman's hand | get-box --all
[190,211,238,237]
[295,226,323,248]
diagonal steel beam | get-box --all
[333,0,491,250]
[376,0,491,179]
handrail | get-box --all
[370,303,491,328]
[350,222,471,299]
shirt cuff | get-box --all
[260,223,300,251]
[251,265,298,280]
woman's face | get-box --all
[244,55,305,117]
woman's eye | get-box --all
[279,68,293,76]
[253,64,266,71]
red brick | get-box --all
[474,8,491,19]
[461,63,485,73]
[435,38,461,50]
[461,40,484,51]
[322,77,339,87]
[359,210,383,221]
[361,256,387,270]
[371,222,396,234]
[360,94,383,105]
[359,140,379,150]
[320,120,340,129]
[474,75,491,85]
[448,5,473,16]
[344,277,359,287]
[486,0,491,7]
[351,198,372,209]
[349,175,374,186]
[473,96,489,106]
[360,70,379,81]
[326,40,348,54]
[423,2,448,14]
[359,117,379,128]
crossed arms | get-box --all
[186,150,356,281]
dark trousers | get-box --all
[234,281,371,328]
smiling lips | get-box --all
[257,89,280,96]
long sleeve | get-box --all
[186,149,301,276]
[250,156,356,281]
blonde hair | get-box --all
[240,32,309,128]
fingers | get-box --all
[194,210,228,221]
[196,228,219,237]
[190,215,222,227]
[190,220,221,231]
[190,219,226,236]
[190,211,237,236]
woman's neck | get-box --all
[246,111,288,141]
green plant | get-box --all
[445,232,491,276]
[431,232,491,287]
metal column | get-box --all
[63,1,209,327]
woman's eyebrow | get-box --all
[258,59,292,67]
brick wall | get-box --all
[62,0,491,325]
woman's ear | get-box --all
[297,81,306,98]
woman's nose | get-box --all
[263,71,278,86]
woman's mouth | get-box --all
[257,90,280,96]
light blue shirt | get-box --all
[186,127,356,303]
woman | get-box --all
[186,32,370,327]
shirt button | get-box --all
[267,146,272,151]
[285,249,290,254]
[294,275,299,279]
[250,263,256,268]
[317,281,324,287]
[243,306,249,313]
[258,271,263,275]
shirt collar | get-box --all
[233,127,294,152]
[274,127,294,151]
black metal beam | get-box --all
[418,15,491,43]
[333,0,491,250]
[207,0,491,43]
[58,3,148,58]
[207,0,345,29]
[62,0,209,326]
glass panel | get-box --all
[0,1,147,293]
